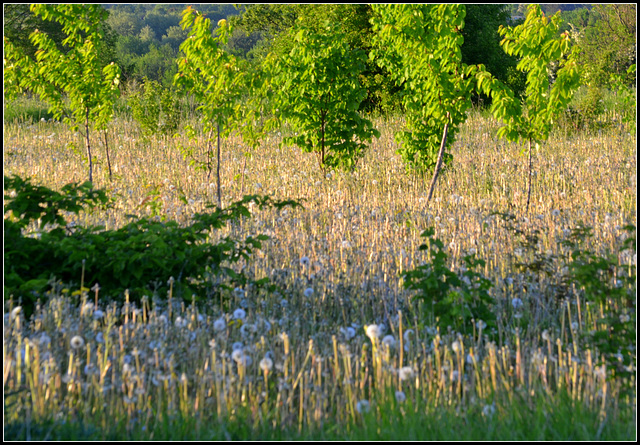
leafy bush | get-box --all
[403,227,496,336]
[4,175,301,316]
[128,77,182,137]
[267,20,379,171]
[562,224,636,390]
[495,212,636,393]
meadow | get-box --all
[3,96,637,440]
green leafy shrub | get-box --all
[267,20,379,171]
[495,212,636,393]
[128,77,182,137]
[4,174,301,316]
[402,227,496,336]
[562,224,636,391]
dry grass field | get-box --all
[3,103,636,439]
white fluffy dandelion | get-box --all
[340,326,356,340]
[304,287,314,298]
[395,390,406,403]
[365,324,381,341]
[233,308,247,320]
[70,335,85,349]
[214,317,226,332]
[10,306,22,320]
[356,400,370,414]
[381,335,395,349]
[398,366,414,381]
[259,356,274,373]
[231,349,244,363]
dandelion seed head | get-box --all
[382,335,395,348]
[231,349,244,363]
[233,308,246,320]
[304,287,314,298]
[214,317,226,332]
[340,326,356,340]
[395,390,406,403]
[356,399,370,414]
[403,329,414,343]
[70,335,84,349]
[259,357,273,373]
[398,366,414,381]
[483,404,496,417]
[10,306,22,320]
[365,324,381,341]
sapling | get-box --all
[266,20,379,171]
[371,4,481,199]
[4,4,121,183]
[174,7,245,208]
[478,4,580,213]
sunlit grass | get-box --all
[3,102,636,440]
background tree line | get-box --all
[5,5,632,98]
[4,3,636,115]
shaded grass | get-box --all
[5,387,635,441]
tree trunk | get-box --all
[217,122,222,208]
[84,108,93,183]
[103,129,113,180]
[526,138,532,213]
[427,112,451,202]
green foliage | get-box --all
[4,4,121,182]
[174,7,245,198]
[4,175,111,314]
[570,5,635,89]
[4,175,302,316]
[476,5,581,212]
[371,5,480,173]
[128,77,181,137]
[403,228,496,336]
[561,224,636,391]
[461,5,523,102]
[266,21,379,170]
[490,4,580,144]
[495,212,636,394]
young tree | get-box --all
[266,21,379,171]
[478,4,580,213]
[4,4,121,183]
[371,5,481,199]
[174,6,245,208]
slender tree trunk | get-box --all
[103,129,113,180]
[217,121,222,208]
[240,154,247,197]
[206,127,215,181]
[427,112,451,202]
[526,138,532,213]
[84,108,93,183]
